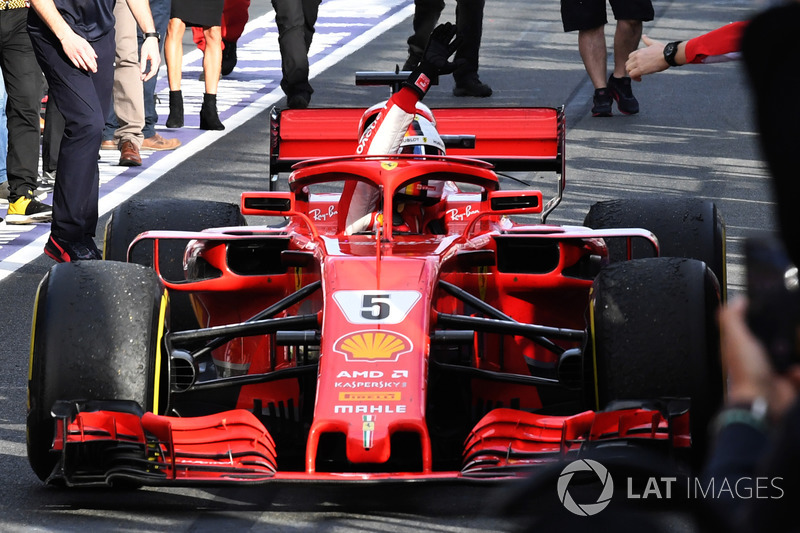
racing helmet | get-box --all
[395,179,446,205]
[399,114,445,156]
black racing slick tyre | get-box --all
[584,198,727,300]
[104,198,246,330]
[588,257,723,467]
[27,261,169,482]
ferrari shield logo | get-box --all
[333,330,413,362]
[362,415,375,449]
[380,161,398,171]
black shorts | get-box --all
[561,0,654,32]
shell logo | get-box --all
[333,330,413,362]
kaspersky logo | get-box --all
[557,459,614,516]
[333,330,413,362]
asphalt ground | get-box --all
[0,0,772,531]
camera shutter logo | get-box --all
[557,459,614,516]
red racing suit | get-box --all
[339,87,422,235]
[684,21,747,64]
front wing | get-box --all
[46,401,689,486]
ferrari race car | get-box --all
[27,87,726,487]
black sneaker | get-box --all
[44,235,99,262]
[6,194,52,224]
[84,237,103,259]
[592,88,613,117]
[607,75,639,115]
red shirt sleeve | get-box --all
[684,21,748,64]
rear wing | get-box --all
[269,105,566,221]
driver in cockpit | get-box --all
[339,23,460,235]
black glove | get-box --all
[403,22,462,98]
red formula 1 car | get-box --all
[27,96,726,487]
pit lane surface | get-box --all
[0,0,769,531]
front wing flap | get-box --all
[48,401,277,487]
[461,406,691,478]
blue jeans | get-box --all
[142,0,170,139]
[104,0,170,140]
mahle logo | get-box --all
[557,459,614,516]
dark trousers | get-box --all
[407,0,485,83]
[271,0,321,96]
[42,96,63,173]
[0,8,43,201]
[28,21,115,241]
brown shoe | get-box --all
[141,133,181,151]
[100,139,117,150]
[118,140,142,166]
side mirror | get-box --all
[241,192,293,215]
[488,190,543,214]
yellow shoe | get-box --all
[6,195,52,225]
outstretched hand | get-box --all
[626,35,669,82]
[422,22,462,75]
[404,22,463,99]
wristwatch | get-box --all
[663,41,682,67]
[143,32,161,43]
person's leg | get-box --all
[453,0,482,79]
[141,0,173,142]
[30,28,114,241]
[2,9,44,201]
[166,17,186,91]
[578,25,608,89]
[112,0,145,151]
[102,106,119,145]
[301,0,320,51]
[578,25,615,117]
[612,19,641,78]
[605,0,652,114]
[561,0,612,116]
[0,68,7,190]
[452,0,491,96]
[202,25,223,95]
[165,17,186,128]
[41,96,64,175]
[404,0,444,70]
[605,18,641,115]
[272,0,318,106]
[200,25,225,130]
